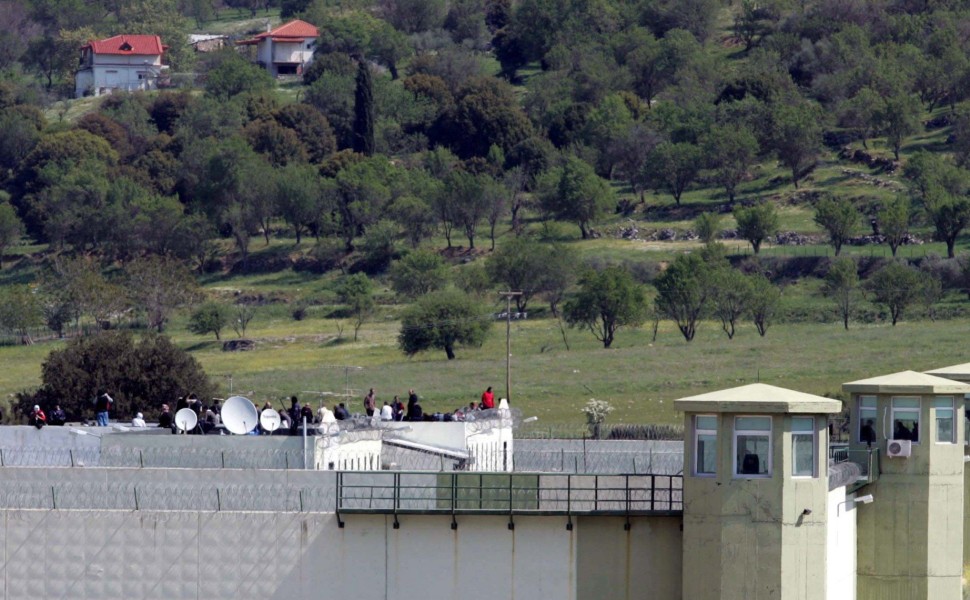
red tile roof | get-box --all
[239,19,318,44]
[84,34,165,55]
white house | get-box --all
[237,19,318,77]
[75,34,167,98]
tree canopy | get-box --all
[564,265,646,348]
[24,331,214,420]
[398,289,491,359]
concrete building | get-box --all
[842,371,970,599]
[189,33,228,53]
[237,20,318,76]
[75,34,167,98]
[3,369,970,599]
[676,383,842,600]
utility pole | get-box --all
[498,291,522,403]
[322,365,362,400]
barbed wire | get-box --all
[0,445,683,475]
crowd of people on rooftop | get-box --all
[12,386,505,434]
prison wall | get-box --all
[0,467,683,600]
[0,510,682,600]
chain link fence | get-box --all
[0,446,307,469]
[516,423,684,441]
[0,444,684,474]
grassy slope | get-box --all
[4,315,969,426]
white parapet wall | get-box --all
[826,486,858,600]
[313,407,515,472]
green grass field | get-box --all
[3,313,969,427]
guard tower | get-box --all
[843,371,970,600]
[675,383,841,600]
[924,362,970,580]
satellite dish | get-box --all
[175,408,198,433]
[222,396,258,434]
[260,408,281,433]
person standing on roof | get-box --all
[406,389,419,420]
[481,386,495,410]
[288,396,301,435]
[363,388,376,417]
[95,392,112,426]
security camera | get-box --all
[855,494,874,505]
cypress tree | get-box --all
[353,60,375,156]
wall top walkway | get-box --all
[336,471,684,523]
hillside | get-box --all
[3,0,970,424]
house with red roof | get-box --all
[75,34,168,98]
[237,20,318,77]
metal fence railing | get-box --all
[336,471,684,518]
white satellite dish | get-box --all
[175,408,198,433]
[222,396,258,434]
[260,408,281,433]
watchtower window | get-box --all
[857,395,877,444]
[891,397,920,443]
[693,415,717,477]
[734,416,771,478]
[792,417,816,477]
[933,397,954,444]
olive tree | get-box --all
[564,266,647,348]
[814,196,858,256]
[398,289,491,360]
[337,273,375,341]
[866,261,925,326]
[747,274,780,337]
[188,302,229,341]
[654,254,710,342]
[822,257,859,330]
[734,201,779,254]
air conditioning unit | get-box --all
[886,439,912,458]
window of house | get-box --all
[693,415,717,477]
[858,395,877,444]
[734,416,771,477]
[792,417,816,477]
[934,397,954,444]
[891,397,920,443]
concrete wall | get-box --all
[0,509,680,600]
[826,487,857,600]
[849,393,964,600]
[576,516,682,600]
